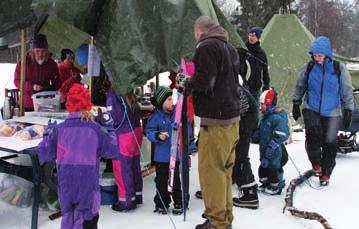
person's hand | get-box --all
[260,158,270,168]
[292,104,301,121]
[262,85,269,91]
[265,140,279,159]
[33,84,43,91]
[176,73,187,93]
[100,111,115,132]
[157,132,169,141]
[343,109,352,130]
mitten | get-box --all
[265,140,279,159]
[292,104,301,121]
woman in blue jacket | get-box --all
[292,36,354,186]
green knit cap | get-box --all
[154,86,172,108]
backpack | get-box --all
[305,60,341,88]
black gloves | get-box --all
[343,109,352,130]
[262,85,270,92]
[292,104,301,121]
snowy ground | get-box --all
[1,131,359,229]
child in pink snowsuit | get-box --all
[106,89,143,212]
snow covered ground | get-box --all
[1,131,359,229]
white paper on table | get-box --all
[87,44,101,77]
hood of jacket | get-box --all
[199,25,229,43]
[309,36,333,59]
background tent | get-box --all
[261,14,315,110]
[261,14,359,110]
[0,0,245,94]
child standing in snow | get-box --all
[145,86,196,215]
[38,83,119,228]
[253,88,289,195]
[104,88,143,212]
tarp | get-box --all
[0,0,246,95]
[261,14,359,111]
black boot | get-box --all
[195,220,216,229]
[233,185,259,209]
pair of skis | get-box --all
[168,59,190,221]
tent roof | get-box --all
[0,0,246,94]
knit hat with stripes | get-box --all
[150,86,172,108]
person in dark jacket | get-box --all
[184,16,241,229]
[14,34,60,111]
[253,88,289,195]
[292,36,354,186]
[232,84,259,209]
[239,26,270,100]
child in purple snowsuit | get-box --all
[38,83,119,229]
[105,88,143,212]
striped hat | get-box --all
[151,86,172,108]
[260,88,277,106]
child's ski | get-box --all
[168,93,183,193]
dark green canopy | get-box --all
[0,0,245,94]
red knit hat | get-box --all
[66,83,92,112]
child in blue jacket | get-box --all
[145,86,196,215]
[253,88,289,195]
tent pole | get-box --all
[156,72,159,90]
[88,36,94,100]
[19,28,26,116]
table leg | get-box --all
[29,153,41,229]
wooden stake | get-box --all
[19,28,26,116]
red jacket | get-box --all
[14,53,60,109]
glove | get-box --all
[292,104,301,121]
[44,120,57,137]
[343,109,352,130]
[265,140,279,159]
[262,85,270,92]
[176,73,187,93]
[260,158,270,168]
[100,111,115,132]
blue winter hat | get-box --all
[32,34,48,49]
[76,44,89,65]
[249,26,263,39]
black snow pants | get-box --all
[303,109,341,177]
[232,111,259,188]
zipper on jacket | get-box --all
[318,62,325,114]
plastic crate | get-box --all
[31,91,60,112]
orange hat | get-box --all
[66,83,92,112]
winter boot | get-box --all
[112,202,136,212]
[319,175,330,186]
[153,206,169,215]
[264,183,282,195]
[135,195,143,205]
[195,220,216,229]
[195,190,203,199]
[312,165,322,177]
[233,185,259,209]
[258,183,269,192]
[172,204,183,215]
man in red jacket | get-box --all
[14,34,60,111]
